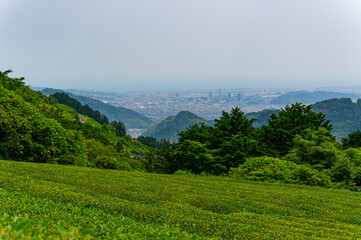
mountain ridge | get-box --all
[41,88,153,129]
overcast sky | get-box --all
[1,0,361,91]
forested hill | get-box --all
[271,91,358,105]
[245,98,361,140]
[141,111,212,142]
[41,88,153,129]
[312,98,361,122]
[51,92,109,125]
[0,70,149,170]
[312,98,361,140]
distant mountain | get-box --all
[246,98,361,141]
[271,91,359,105]
[41,88,153,129]
[246,109,280,128]
[141,111,211,142]
[51,92,109,125]
[312,98,361,140]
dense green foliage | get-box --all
[42,88,153,129]
[109,120,126,137]
[229,156,331,187]
[342,129,361,149]
[2,160,361,239]
[283,128,338,169]
[0,71,85,164]
[0,70,148,171]
[155,103,361,190]
[165,105,331,174]
[259,103,332,156]
[166,108,260,175]
[137,136,171,149]
[51,92,109,125]
[141,111,211,142]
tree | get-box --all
[283,128,339,169]
[177,123,212,145]
[0,85,86,164]
[169,140,219,174]
[110,120,126,137]
[260,103,332,156]
[166,108,260,175]
[138,136,159,148]
[0,69,25,91]
[213,107,255,140]
[228,156,331,187]
[342,129,361,149]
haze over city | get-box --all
[1,0,361,91]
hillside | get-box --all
[51,92,110,125]
[312,98,361,140]
[246,109,280,128]
[271,91,358,105]
[245,98,361,140]
[0,70,149,170]
[141,111,211,142]
[42,88,153,129]
[1,160,361,239]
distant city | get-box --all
[66,86,361,122]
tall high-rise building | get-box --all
[227,92,232,101]
[237,92,242,101]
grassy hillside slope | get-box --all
[1,160,361,239]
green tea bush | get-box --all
[173,169,194,175]
[1,160,361,239]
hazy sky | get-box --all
[1,0,361,91]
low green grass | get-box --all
[1,160,361,239]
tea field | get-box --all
[1,160,361,239]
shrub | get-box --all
[343,148,361,166]
[292,165,331,187]
[331,157,355,183]
[91,156,133,171]
[283,128,339,169]
[173,169,193,175]
[229,156,331,187]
